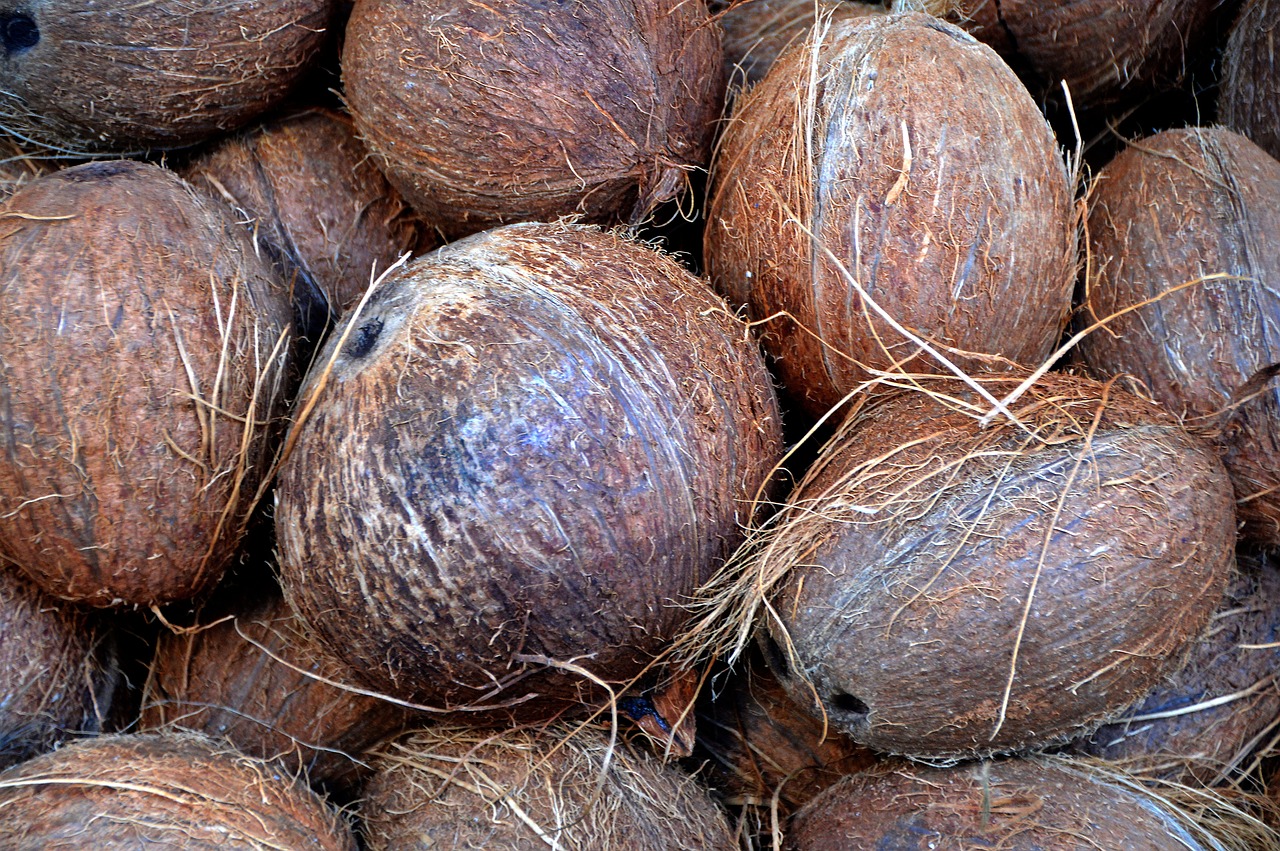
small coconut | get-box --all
[0,160,293,607]
[1220,0,1280,160]
[1077,126,1280,549]
[0,0,337,155]
[0,731,355,849]
[341,0,724,239]
[360,725,735,850]
[705,12,1075,421]
[275,222,783,719]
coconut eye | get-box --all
[0,13,38,55]
[345,317,384,359]
[831,691,869,719]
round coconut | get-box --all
[785,757,1231,850]
[0,731,355,849]
[140,585,412,792]
[275,222,783,718]
[341,0,724,239]
[1076,127,1280,549]
[704,12,1075,422]
[360,725,735,850]
[1221,0,1280,160]
[179,107,424,344]
[0,160,293,607]
[0,0,337,155]
[727,372,1236,759]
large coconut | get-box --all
[1220,0,1280,160]
[705,12,1075,421]
[0,0,337,155]
[0,732,355,849]
[1076,127,1280,549]
[341,0,724,239]
[0,160,293,607]
[275,222,783,718]
[360,725,735,850]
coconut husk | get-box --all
[274,221,784,722]
[0,160,293,607]
[1221,0,1280,161]
[0,135,47,202]
[704,11,1076,422]
[1077,126,1280,550]
[360,724,735,850]
[0,731,355,849]
[341,0,724,239]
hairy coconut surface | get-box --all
[0,160,293,607]
[276,222,783,718]
[1221,0,1280,160]
[360,725,735,850]
[1077,127,1280,549]
[342,0,723,239]
[0,0,336,155]
[0,731,355,849]
[705,12,1075,421]
[0,135,45,201]
[140,585,412,792]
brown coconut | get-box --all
[722,372,1236,759]
[341,0,724,239]
[275,222,783,718]
[360,725,735,850]
[0,0,337,155]
[1221,0,1280,161]
[1077,127,1280,549]
[705,12,1075,422]
[140,585,412,792]
[0,731,355,849]
[0,160,293,607]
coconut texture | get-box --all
[786,757,1218,850]
[0,136,46,202]
[276,222,783,717]
[0,160,293,607]
[140,587,412,792]
[705,13,1074,421]
[1221,0,1280,160]
[0,0,336,155]
[0,732,355,849]
[754,372,1235,758]
[1077,127,1280,549]
[342,0,723,239]
[361,725,735,851]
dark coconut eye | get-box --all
[1,13,38,54]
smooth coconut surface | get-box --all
[1078,127,1280,549]
[275,222,783,718]
[341,0,723,238]
[1221,0,1280,160]
[0,161,293,607]
[705,12,1075,421]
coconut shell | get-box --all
[360,725,735,850]
[1077,127,1280,549]
[0,0,336,155]
[717,0,884,90]
[1221,0,1280,161]
[341,0,724,239]
[705,12,1075,421]
[0,731,355,849]
[751,372,1235,758]
[0,160,293,607]
[275,222,783,718]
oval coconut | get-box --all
[342,0,724,239]
[1077,127,1280,548]
[140,585,412,792]
[0,160,293,607]
[1221,0,1280,160]
[0,732,355,849]
[360,725,735,850]
[0,0,336,155]
[276,222,783,717]
[786,757,1225,850]
[705,12,1075,421]
[744,372,1235,758]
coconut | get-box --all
[360,725,735,850]
[0,0,337,155]
[0,731,355,849]
[1221,0,1280,160]
[0,160,293,607]
[704,12,1075,422]
[275,222,783,719]
[1076,127,1280,549]
[341,0,724,239]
